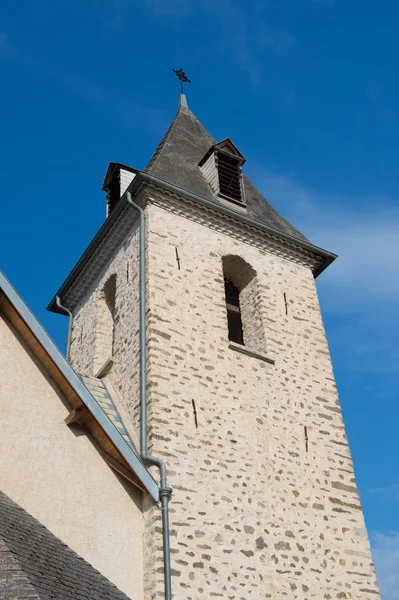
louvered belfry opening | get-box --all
[224,278,244,345]
[217,152,243,204]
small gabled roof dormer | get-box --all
[199,138,246,207]
[102,162,138,217]
[47,104,337,314]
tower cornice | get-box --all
[143,178,336,276]
[47,173,337,313]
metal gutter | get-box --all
[55,296,73,361]
[47,171,337,313]
[126,192,173,600]
[0,271,159,503]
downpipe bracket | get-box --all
[159,487,173,500]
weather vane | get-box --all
[172,68,191,94]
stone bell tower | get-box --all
[49,93,380,599]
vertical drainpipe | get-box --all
[55,296,73,361]
[126,191,173,600]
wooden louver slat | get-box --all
[217,152,243,203]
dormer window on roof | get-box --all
[102,163,138,217]
[199,138,246,207]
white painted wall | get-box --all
[0,314,144,600]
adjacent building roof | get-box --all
[0,270,159,502]
[145,105,308,241]
[0,490,131,600]
[80,375,139,454]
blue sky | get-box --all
[0,0,398,596]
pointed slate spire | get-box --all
[145,104,308,242]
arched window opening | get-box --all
[95,274,117,371]
[222,255,265,353]
[224,278,244,345]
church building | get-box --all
[0,89,380,599]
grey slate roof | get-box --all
[47,103,337,315]
[80,375,138,453]
[0,491,131,600]
[145,105,308,242]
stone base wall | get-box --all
[67,194,380,600]
[143,201,380,600]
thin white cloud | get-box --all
[248,168,399,374]
[370,484,399,502]
[62,72,168,135]
[371,532,399,600]
[84,0,262,82]
[144,0,295,84]
[83,0,137,35]
[197,0,265,84]
[251,169,399,308]
[145,0,191,15]
[258,28,296,53]
[262,171,399,594]
[0,33,167,134]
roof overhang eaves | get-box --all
[140,172,338,274]
[48,171,337,313]
[47,174,144,314]
[214,138,246,163]
[0,271,159,502]
[199,139,246,168]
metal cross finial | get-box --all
[172,68,191,94]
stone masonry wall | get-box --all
[143,201,380,600]
[68,221,142,446]
[67,195,380,600]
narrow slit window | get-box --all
[224,278,244,345]
[283,292,288,316]
[175,247,181,270]
[192,399,198,428]
[304,426,309,453]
